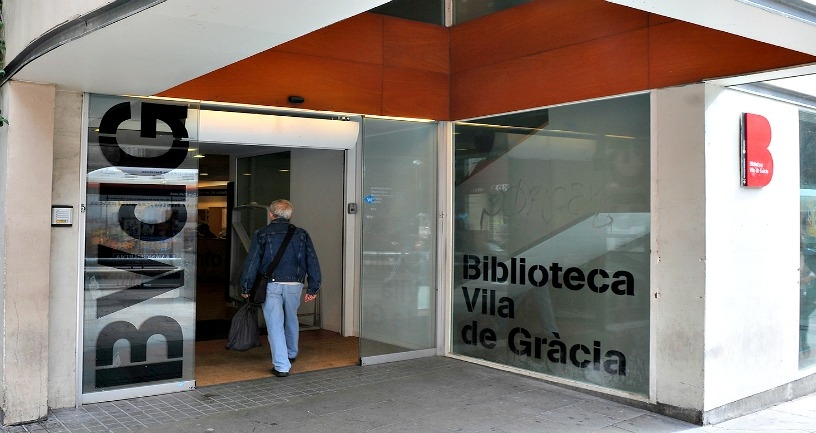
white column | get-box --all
[652,84,706,414]
[48,90,83,409]
[0,81,56,425]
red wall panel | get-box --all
[160,1,816,121]
[276,13,384,65]
[160,14,450,119]
[384,17,449,74]
[648,20,816,89]
[383,67,449,119]
[160,51,384,114]
[450,0,648,74]
[451,30,649,119]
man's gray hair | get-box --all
[269,199,293,219]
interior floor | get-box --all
[195,277,358,387]
[195,330,359,386]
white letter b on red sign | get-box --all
[743,113,774,187]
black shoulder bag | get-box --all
[249,224,296,305]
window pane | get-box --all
[452,94,651,394]
[370,0,445,25]
[799,110,816,369]
[453,0,533,24]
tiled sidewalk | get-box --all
[3,357,816,432]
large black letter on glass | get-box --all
[97,102,190,172]
[95,316,184,387]
[99,183,188,242]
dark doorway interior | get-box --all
[192,149,357,386]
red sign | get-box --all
[741,113,774,187]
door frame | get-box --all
[356,117,445,366]
[78,101,363,404]
[195,107,363,337]
[78,99,452,404]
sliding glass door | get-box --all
[359,118,438,364]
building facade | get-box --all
[2,0,816,427]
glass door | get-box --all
[359,118,438,364]
[230,152,291,300]
[82,95,199,403]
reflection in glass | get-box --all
[360,118,437,358]
[453,0,533,24]
[452,94,650,394]
[370,0,445,25]
[800,111,816,369]
[231,152,291,299]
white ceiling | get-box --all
[9,0,390,96]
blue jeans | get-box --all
[262,282,303,372]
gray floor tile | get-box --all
[503,388,588,414]
[612,413,706,432]
[368,418,458,433]
[353,398,456,424]
[712,408,816,431]
[484,416,589,433]
[772,394,816,418]
[2,358,816,433]
[575,400,650,422]
[419,401,530,432]
[538,403,622,430]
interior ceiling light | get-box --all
[739,0,816,25]
[193,153,205,158]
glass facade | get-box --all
[453,0,533,24]
[82,95,199,394]
[800,110,816,369]
[359,118,437,359]
[369,0,534,26]
[452,94,651,394]
[370,0,445,25]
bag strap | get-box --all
[261,224,296,277]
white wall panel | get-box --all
[702,85,801,410]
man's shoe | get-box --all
[289,357,296,364]
[271,368,289,377]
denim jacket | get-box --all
[240,218,322,295]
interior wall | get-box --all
[289,148,345,333]
[702,85,801,411]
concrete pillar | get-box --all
[0,81,56,425]
[652,84,706,422]
[48,90,83,409]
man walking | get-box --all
[241,199,321,377]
